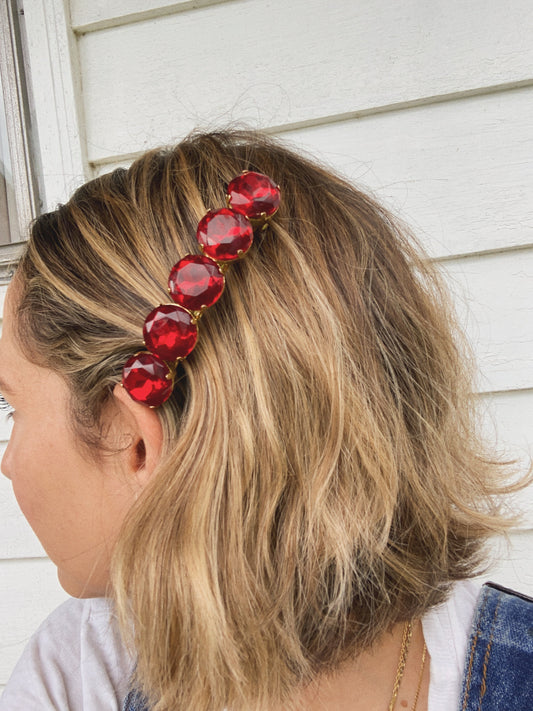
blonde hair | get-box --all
[16,130,515,710]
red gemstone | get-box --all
[196,208,253,261]
[168,254,225,311]
[143,304,198,361]
[122,352,174,407]
[227,172,280,220]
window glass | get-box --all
[0,69,19,245]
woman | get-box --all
[0,130,531,711]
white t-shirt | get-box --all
[0,580,480,710]
[423,579,479,710]
[0,597,134,711]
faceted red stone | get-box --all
[168,254,225,311]
[143,304,198,361]
[227,172,280,220]
[122,352,174,407]
[196,208,253,262]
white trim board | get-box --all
[22,0,87,210]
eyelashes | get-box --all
[0,395,14,420]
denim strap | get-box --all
[122,688,150,711]
[460,582,533,711]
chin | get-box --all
[57,568,108,598]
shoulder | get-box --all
[0,597,133,711]
[463,580,533,654]
[423,579,481,659]
[460,582,533,710]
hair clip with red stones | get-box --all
[121,171,281,407]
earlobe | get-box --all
[112,383,164,486]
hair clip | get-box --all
[121,171,281,407]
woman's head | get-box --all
[0,281,158,597]
[6,130,509,710]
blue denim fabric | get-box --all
[122,688,149,711]
[123,582,533,711]
[460,582,533,711]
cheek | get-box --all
[4,437,31,510]
[11,463,50,534]
[11,456,80,572]
[7,434,60,541]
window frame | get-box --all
[0,0,39,281]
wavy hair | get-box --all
[15,130,517,711]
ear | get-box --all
[111,383,164,487]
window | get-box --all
[0,0,38,282]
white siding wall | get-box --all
[1,0,532,690]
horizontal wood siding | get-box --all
[283,91,533,259]
[93,89,533,259]
[441,249,533,394]
[70,0,230,33]
[76,0,533,164]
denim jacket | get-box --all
[460,582,533,711]
[123,582,533,711]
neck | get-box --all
[285,620,429,711]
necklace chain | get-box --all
[388,622,413,711]
[388,622,426,711]
[410,641,427,711]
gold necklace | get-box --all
[388,622,427,711]
[388,622,413,711]
[410,641,427,711]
